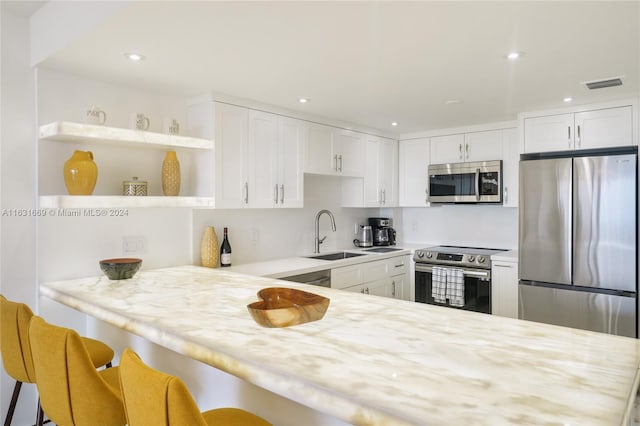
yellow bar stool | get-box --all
[119,348,272,426]
[28,316,126,426]
[0,295,114,426]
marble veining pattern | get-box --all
[41,265,640,425]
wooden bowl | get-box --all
[247,287,330,328]
[99,258,142,280]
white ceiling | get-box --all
[32,1,640,134]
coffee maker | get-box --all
[368,217,396,246]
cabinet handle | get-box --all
[568,126,571,147]
[274,184,279,204]
[244,182,249,204]
[334,154,338,171]
[577,125,581,147]
[465,143,469,159]
[383,189,386,204]
[394,263,405,268]
[365,287,370,294]
[459,143,463,160]
[425,186,429,204]
[504,186,508,203]
[338,155,343,172]
[361,288,365,294]
[280,184,284,204]
[493,264,513,269]
[392,280,396,297]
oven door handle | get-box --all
[415,263,490,279]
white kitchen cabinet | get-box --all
[491,259,518,318]
[501,128,519,208]
[304,123,364,177]
[214,103,249,208]
[363,136,398,207]
[247,111,304,208]
[331,254,410,301]
[399,138,430,207]
[523,106,633,153]
[430,131,503,164]
[213,105,304,209]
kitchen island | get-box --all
[41,265,640,425]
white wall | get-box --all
[402,205,518,249]
[0,7,39,425]
[193,174,379,264]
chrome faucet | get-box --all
[314,209,336,253]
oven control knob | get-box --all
[416,251,425,258]
[426,252,433,259]
[468,255,475,262]
[477,256,486,264]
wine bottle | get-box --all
[220,227,232,267]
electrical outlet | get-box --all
[123,236,147,255]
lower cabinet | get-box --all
[491,259,519,318]
[331,255,410,301]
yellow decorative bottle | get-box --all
[162,150,181,196]
[63,150,98,195]
[200,226,219,268]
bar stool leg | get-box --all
[3,380,22,426]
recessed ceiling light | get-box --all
[124,52,145,61]
[391,122,398,127]
[563,97,573,103]
[298,98,309,104]
[505,51,525,60]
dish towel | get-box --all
[431,266,447,304]
[447,268,465,307]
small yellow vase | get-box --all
[162,150,181,196]
[200,226,219,268]
[63,150,98,195]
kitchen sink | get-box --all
[363,247,404,253]
[306,251,368,261]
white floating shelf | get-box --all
[39,121,214,150]
[39,195,215,209]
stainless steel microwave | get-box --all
[427,160,502,204]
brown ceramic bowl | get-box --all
[247,287,330,328]
[99,258,142,280]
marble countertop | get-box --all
[226,247,412,278]
[41,265,640,425]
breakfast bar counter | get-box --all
[41,265,640,425]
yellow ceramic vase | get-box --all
[200,226,219,268]
[162,150,181,196]
[63,150,98,195]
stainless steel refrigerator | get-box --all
[518,148,637,338]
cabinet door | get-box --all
[278,117,305,208]
[365,278,391,297]
[248,110,278,208]
[491,260,519,318]
[380,139,398,207]
[574,106,633,150]
[363,137,382,207]
[390,275,406,300]
[523,113,574,153]
[464,130,503,162]
[338,130,365,177]
[331,264,363,290]
[399,138,430,207]
[430,134,465,163]
[305,122,337,175]
[215,103,248,208]
[501,128,519,208]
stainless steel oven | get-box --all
[428,160,502,204]
[414,246,507,314]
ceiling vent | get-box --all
[584,78,623,90]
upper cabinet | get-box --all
[363,136,398,207]
[430,130,503,164]
[399,138,430,207]
[304,123,364,177]
[523,105,634,153]
[213,103,304,209]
